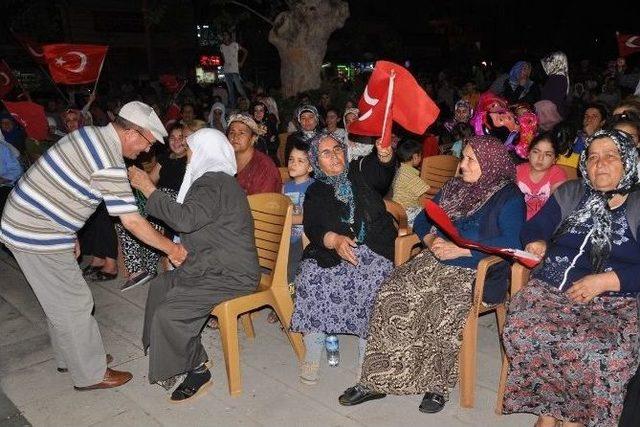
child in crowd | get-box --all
[449,122,475,158]
[516,132,568,220]
[392,139,430,225]
[283,140,315,281]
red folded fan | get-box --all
[423,199,541,268]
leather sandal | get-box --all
[338,384,386,406]
[170,369,212,403]
[418,392,445,413]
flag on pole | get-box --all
[617,33,640,57]
[12,33,46,64]
[349,60,440,148]
[0,61,17,98]
[43,44,108,84]
[3,101,49,141]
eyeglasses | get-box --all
[319,145,344,159]
[135,129,154,147]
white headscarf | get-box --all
[207,102,227,130]
[176,128,237,204]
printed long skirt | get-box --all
[360,250,476,399]
[290,245,393,338]
[503,279,639,427]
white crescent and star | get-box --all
[358,85,379,122]
[0,72,10,86]
[625,36,640,49]
[54,51,88,73]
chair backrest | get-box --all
[556,163,578,180]
[420,155,459,198]
[247,193,293,288]
[279,166,291,184]
[277,133,289,166]
[383,199,410,237]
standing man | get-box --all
[220,31,248,109]
[0,101,188,391]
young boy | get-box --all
[283,140,314,281]
[391,139,430,225]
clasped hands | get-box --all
[524,240,620,304]
[127,166,156,197]
[430,236,471,261]
[168,243,188,267]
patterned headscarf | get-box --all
[541,51,569,94]
[295,104,319,139]
[508,61,533,92]
[552,129,640,273]
[438,135,516,220]
[307,132,365,241]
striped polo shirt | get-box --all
[0,124,138,253]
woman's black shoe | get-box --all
[170,368,212,402]
[338,384,386,406]
[418,392,445,413]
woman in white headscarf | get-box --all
[128,128,259,402]
[207,102,227,132]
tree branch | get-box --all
[228,1,274,26]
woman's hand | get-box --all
[566,272,621,304]
[375,138,394,164]
[167,243,188,267]
[525,240,547,259]
[324,232,358,265]
[431,236,471,260]
[128,166,156,198]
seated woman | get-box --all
[227,114,281,195]
[291,134,397,385]
[128,128,259,402]
[503,129,640,427]
[339,136,525,413]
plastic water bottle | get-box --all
[325,334,340,367]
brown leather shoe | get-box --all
[58,354,113,373]
[74,368,132,391]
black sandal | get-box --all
[418,392,445,413]
[170,368,212,402]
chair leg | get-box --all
[494,305,508,415]
[240,313,255,339]
[458,310,478,408]
[270,288,306,361]
[217,309,243,397]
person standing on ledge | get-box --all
[220,31,248,108]
[0,101,188,391]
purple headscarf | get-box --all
[438,135,516,220]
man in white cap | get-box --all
[0,101,187,391]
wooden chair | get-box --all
[210,193,305,396]
[556,163,578,180]
[394,233,508,408]
[420,155,459,198]
[383,199,411,237]
[495,262,530,414]
[279,166,291,184]
[277,133,289,166]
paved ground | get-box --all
[0,250,535,427]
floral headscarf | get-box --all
[552,129,639,273]
[307,132,365,241]
[438,135,515,221]
[295,104,319,139]
[541,51,569,94]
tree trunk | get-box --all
[268,0,349,98]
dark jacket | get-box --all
[302,153,397,268]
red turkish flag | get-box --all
[3,101,49,141]
[349,61,440,148]
[43,44,108,84]
[0,61,17,98]
[13,33,46,64]
[617,34,640,57]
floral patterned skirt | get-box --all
[290,245,393,337]
[503,279,639,427]
[359,250,476,398]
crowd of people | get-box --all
[1,47,640,426]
